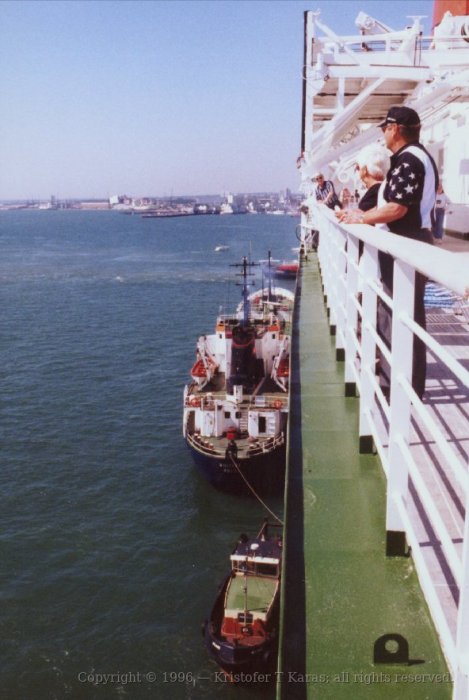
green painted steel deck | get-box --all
[277,255,451,699]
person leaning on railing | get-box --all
[349,144,390,343]
[313,173,342,210]
[355,144,390,214]
[355,144,390,270]
[337,106,438,400]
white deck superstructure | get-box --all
[299,10,469,234]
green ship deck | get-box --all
[277,254,452,699]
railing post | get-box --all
[344,232,359,395]
[358,241,378,454]
[325,219,337,332]
[454,494,469,698]
[386,260,414,556]
[317,217,334,324]
[325,218,346,339]
[334,225,347,362]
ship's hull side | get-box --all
[186,441,286,495]
[204,624,278,679]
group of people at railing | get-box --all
[307,105,446,401]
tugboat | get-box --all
[203,520,282,680]
[183,257,294,494]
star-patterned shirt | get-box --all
[383,142,438,238]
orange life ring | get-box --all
[189,397,201,407]
[273,399,282,409]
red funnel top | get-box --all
[433,0,469,28]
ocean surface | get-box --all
[0,210,298,700]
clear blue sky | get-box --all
[0,0,434,200]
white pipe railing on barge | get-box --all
[300,204,469,697]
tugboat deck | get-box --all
[226,575,277,616]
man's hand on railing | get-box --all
[335,208,365,224]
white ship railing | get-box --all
[310,27,468,64]
[187,431,285,457]
[300,204,469,697]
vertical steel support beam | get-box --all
[337,77,345,112]
[303,12,314,154]
[386,260,414,556]
[301,12,308,155]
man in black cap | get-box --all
[338,105,438,399]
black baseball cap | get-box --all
[378,106,421,128]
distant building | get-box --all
[80,201,110,210]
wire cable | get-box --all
[228,453,284,525]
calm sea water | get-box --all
[0,210,298,700]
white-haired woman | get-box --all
[336,144,391,383]
[336,144,390,235]
[355,143,390,213]
[336,144,389,223]
[337,144,393,395]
